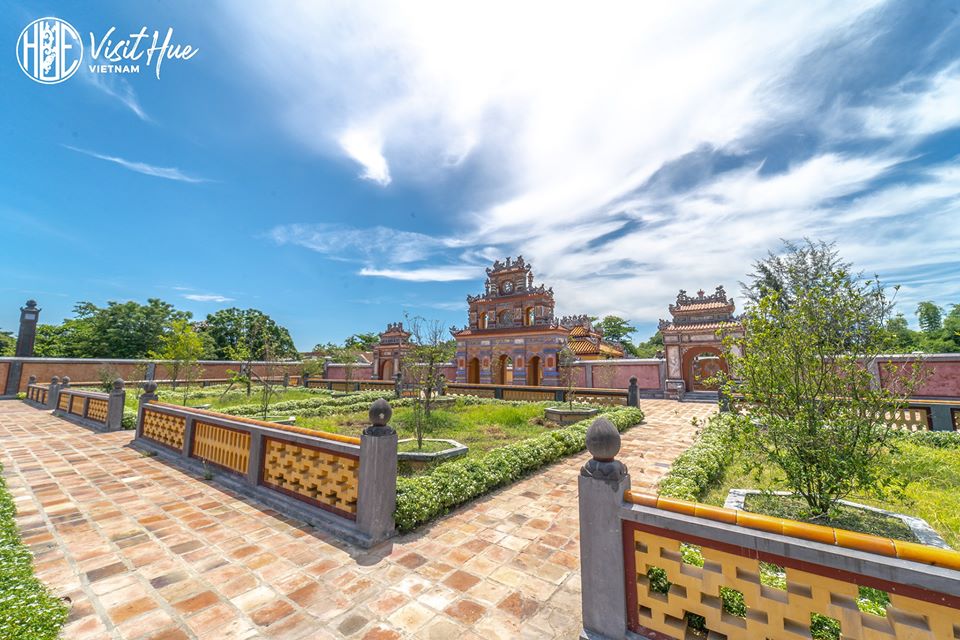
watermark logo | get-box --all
[16,17,198,84]
[17,17,83,84]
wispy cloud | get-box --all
[82,73,151,122]
[232,1,960,327]
[63,145,209,183]
[358,266,477,282]
[183,293,234,303]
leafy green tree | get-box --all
[326,345,362,382]
[633,331,664,358]
[399,314,455,449]
[741,238,850,308]
[885,314,919,352]
[344,332,380,351]
[721,250,922,516]
[151,319,205,401]
[596,316,636,343]
[0,330,15,356]
[202,308,297,360]
[72,299,190,358]
[915,301,943,334]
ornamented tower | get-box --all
[372,323,411,380]
[452,256,570,386]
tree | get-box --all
[399,314,455,449]
[596,316,636,343]
[202,308,297,360]
[0,330,15,356]
[721,247,923,516]
[915,301,943,334]
[741,238,850,308]
[73,299,191,358]
[885,314,919,352]
[345,333,380,352]
[151,319,206,404]
[633,331,664,358]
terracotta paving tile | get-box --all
[0,399,710,639]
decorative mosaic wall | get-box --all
[502,388,556,401]
[626,521,960,639]
[86,397,108,423]
[58,393,70,411]
[69,395,85,415]
[260,437,359,519]
[141,408,186,451]
[885,407,932,431]
[191,421,250,475]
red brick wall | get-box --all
[879,356,960,398]
[325,365,374,381]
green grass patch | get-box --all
[398,439,455,454]
[0,465,67,639]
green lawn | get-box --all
[699,437,960,547]
[297,400,559,467]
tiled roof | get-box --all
[568,325,589,337]
[568,340,597,354]
[673,301,733,312]
[661,321,741,332]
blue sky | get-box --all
[2,1,959,351]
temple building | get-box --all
[451,257,623,386]
[659,286,743,397]
[371,322,411,380]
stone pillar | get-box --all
[627,376,638,408]
[303,372,311,388]
[283,372,290,388]
[27,375,37,386]
[578,417,630,640]
[137,382,159,438]
[394,372,402,399]
[46,376,61,409]
[15,300,40,357]
[145,362,157,381]
[357,399,398,544]
[106,379,126,431]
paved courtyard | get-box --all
[0,399,714,640]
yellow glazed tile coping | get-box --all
[623,490,960,571]
[149,401,362,446]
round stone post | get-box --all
[627,376,639,408]
[579,416,630,640]
[46,376,60,409]
[107,379,126,431]
[27,375,37,385]
[136,381,159,438]
[357,399,398,544]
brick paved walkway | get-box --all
[0,399,714,640]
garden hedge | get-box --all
[0,465,67,639]
[657,412,739,501]
[393,406,644,531]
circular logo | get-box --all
[16,17,84,84]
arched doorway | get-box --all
[527,356,541,386]
[681,347,727,391]
[467,357,480,384]
[380,359,394,381]
[494,354,514,385]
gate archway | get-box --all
[527,356,542,386]
[467,357,480,384]
[681,347,726,391]
[380,359,394,381]
[494,354,514,385]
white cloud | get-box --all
[82,73,151,122]
[229,2,960,326]
[358,266,477,282]
[63,146,208,183]
[183,293,234,303]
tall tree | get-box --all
[399,314,455,449]
[151,319,205,400]
[0,330,15,356]
[915,301,943,334]
[202,308,297,360]
[741,239,851,308]
[344,332,380,351]
[722,245,922,515]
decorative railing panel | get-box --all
[58,393,70,412]
[502,388,556,401]
[86,398,108,423]
[26,384,47,404]
[885,407,932,431]
[191,421,250,475]
[141,407,186,450]
[260,437,359,519]
[69,394,85,415]
[132,398,392,547]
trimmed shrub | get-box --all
[658,413,739,501]
[394,406,644,531]
[894,430,960,449]
[122,409,138,430]
[0,465,67,639]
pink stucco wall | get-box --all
[879,356,960,398]
[325,364,374,381]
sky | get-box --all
[2,0,959,351]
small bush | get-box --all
[658,413,739,501]
[121,409,138,430]
[894,430,960,449]
[394,406,644,531]
[15,393,26,400]
[0,465,67,638]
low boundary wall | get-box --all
[575,418,960,640]
[131,385,398,547]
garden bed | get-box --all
[0,464,67,639]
